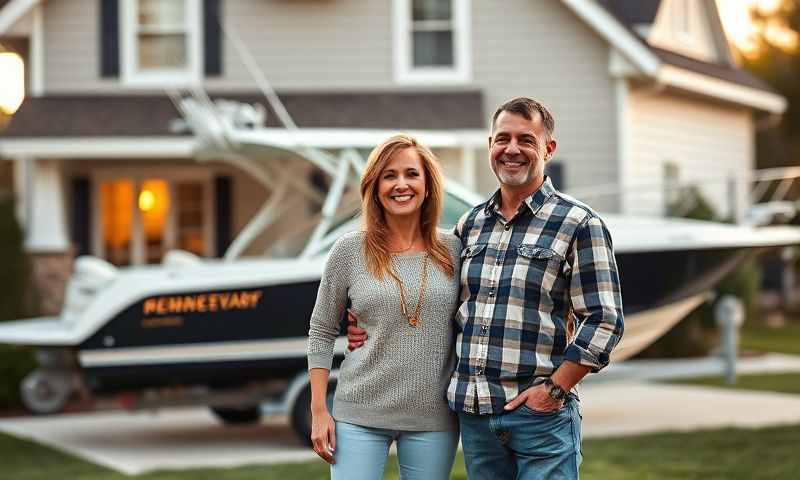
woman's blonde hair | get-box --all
[360,134,454,279]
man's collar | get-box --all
[485,176,556,217]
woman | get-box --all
[306,134,461,480]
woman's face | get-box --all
[377,148,427,220]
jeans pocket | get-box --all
[518,404,561,417]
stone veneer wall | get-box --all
[29,250,73,316]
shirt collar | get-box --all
[484,176,556,217]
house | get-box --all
[0,0,786,313]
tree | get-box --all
[741,0,800,169]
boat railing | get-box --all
[566,166,800,225]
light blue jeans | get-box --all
[459,396,583,479]
[331,421,459,480]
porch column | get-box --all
[12,156,32,227]
[460,146,476,191]
[25,159,72,315]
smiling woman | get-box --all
[0,51,24,115]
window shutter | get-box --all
[546,161,564,190]
[214,176,232,257]
[71,177,92,256]
[204,0,223,76]
[99,0,120,77]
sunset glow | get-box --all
[717,0,799,57]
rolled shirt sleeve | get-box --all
[564,215,624,372]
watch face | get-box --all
[548,384,565,400]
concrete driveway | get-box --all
[3,380,800,475]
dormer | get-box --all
[647,0,731,64]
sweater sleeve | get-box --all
[306,234,354,371]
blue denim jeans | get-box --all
[330,421,459,480]
[459,396,583,480]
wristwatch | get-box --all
[544,378,567,401]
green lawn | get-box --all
[671,372,800,395]
[740,322,800,356]
[4,424,800,479]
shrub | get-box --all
[0,196,35,409]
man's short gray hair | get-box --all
[491,97,555,140]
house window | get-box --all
[393,0,471,84]
[94,173,211,266]
[121,0,202,86]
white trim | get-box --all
[560,0,660,76]
[615,78,630,214]
[78,337,348,367]
[392,0,472,84]
[0,0,39,35]
[0,137,195,158]
[657,64,788,114]
[0,130,488,159]
[29,2,44,96]
[120,0,203,87]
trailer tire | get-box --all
[20,369,73,415]
[291,379,336,447]
[210,406,262,425]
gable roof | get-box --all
[579,0,785,112]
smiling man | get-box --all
[348,97,624,478]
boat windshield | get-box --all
[442,191,474,229]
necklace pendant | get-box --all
[408,316,418,327]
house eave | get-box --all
[0,0,39,36]
[656,65,787,114]
[0,129,489,160]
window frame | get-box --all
[119,0,203,87]
[392,0,472,85]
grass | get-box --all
[3,424,800,479]
[740,322,800,356]
[671,372,800,395]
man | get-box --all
[348,97,623,478]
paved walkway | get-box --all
[3,354,800,475]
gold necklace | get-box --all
[389,237,416,254]
[392,253,429,327]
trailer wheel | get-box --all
[20,369,73,415]
[210,406,262,425]
[291,379,336,446]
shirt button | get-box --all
[476,367,484,375]
[488,290,494,297]
[480,324,489,334]
[504,224,511,231]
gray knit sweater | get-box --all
[307,230,461,431]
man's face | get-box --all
[489,111,555,191]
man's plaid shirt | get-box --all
[447,177,624,415]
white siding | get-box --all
[627,88,753,219]
[43,0,396,93]
[43,0,119,93]
[472,0,619,211]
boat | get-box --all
[1,90,799,444]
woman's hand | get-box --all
[310,407,337,464]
